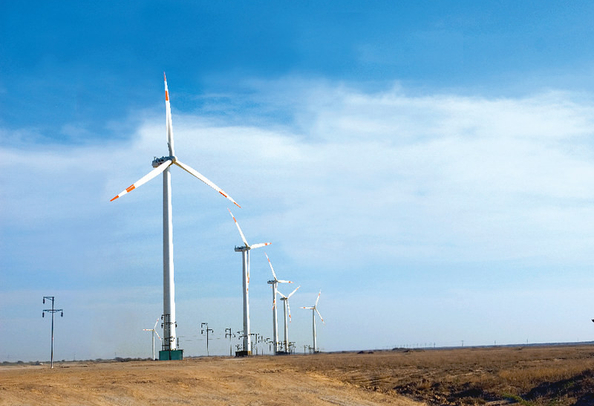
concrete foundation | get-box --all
[159,349,184,360]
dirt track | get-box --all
[0,355,418,406]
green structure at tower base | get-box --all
[159,349,184,360]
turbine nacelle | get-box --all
[152,156,175,168]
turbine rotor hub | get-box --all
[152,156,175,168]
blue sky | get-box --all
[3,1,594,361]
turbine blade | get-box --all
[277,291,287,299]
[110,160,172,201]
[153,318,159,330]
[301,306,314,310]
[315,290,321,307]
[164,73,175,156]
[155,330,162,341]
[250,242,271,250]
[288,301,292,322]
[228,208,249,246]
[143,329,152,332]
[175,161,241,208]
[265,252,278,281]
[287,285,301,299]
[316,308,325,324]
[277,279,292,284]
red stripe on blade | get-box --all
[126,185,135,193]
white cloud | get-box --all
[3,80,594,360]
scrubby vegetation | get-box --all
[2,344,594,405]
[281,345,594,405]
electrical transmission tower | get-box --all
[200,322,214,356]
[225,328,234,356]
[42,296,63,368]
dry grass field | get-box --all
[2,344,594,405]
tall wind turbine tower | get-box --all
[301,290,324,353]
[111,74,240,360]
[228,209,270,356]
[278,285,300,354]
[265,253,292,354]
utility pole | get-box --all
[225,328,234,356]
[200,323,213,356]
[42,296,63,369]
[250,333,259,355]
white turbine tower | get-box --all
[143,318,162,360]
[228,209,271,356]
[265,253,292,354]
[302,291,324,353]
[278,285,300,354]
[111,74,240,360]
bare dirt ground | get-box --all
[0,355,418,406]
[2,344,594,406]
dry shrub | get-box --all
[281,345,594,406]
[498,364,589,392]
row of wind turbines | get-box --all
[112,74,324,359]
[229,208,324,355]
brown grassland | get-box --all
[1,344,594,405]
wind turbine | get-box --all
[111,74,240,360]
[228,209,270,356]
[143,318,162,360]
[302,291,324,353]
[278,285,300,354]
[265,253,292,354]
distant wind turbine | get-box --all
[143,318,162,360]
[278,285,300,354]
[111,74,240,360]
[228,209,271,356]
[265,253,292,354]
[301,291,324,353]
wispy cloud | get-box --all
[3,80,594,359]
[200,84,594,267]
